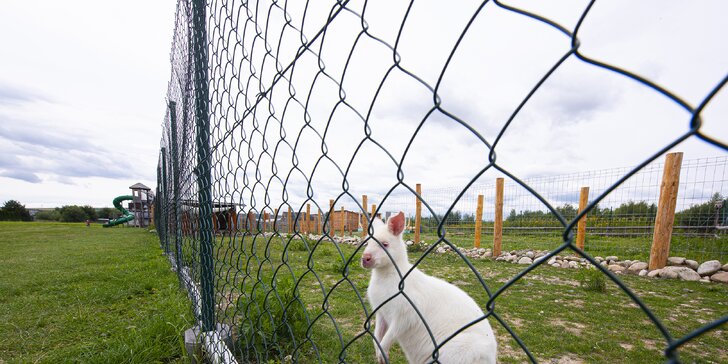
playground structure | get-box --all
[103,183,154,228]
[102,195,135,228]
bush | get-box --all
[35,209,61,221]
[59,206,88,222]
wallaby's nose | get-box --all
[361,253,373,268]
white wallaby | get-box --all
[361,211,497,364]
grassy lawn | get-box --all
[213,231,728,363]
[0,222,194,363]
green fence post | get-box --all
[169,101,182,278]
[192,0,214,333]
[161,148,169,254]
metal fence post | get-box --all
[192,0,214,333]
[161,148,169,253]
[169,101,182,278]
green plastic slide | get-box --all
[102,195,136,228]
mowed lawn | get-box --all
[0,222,193,363]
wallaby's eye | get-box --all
[382,241,389,248]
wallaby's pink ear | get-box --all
[387,211,405,236]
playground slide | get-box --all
[102,195,136,228]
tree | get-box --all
[35,209,61,221]
[81,205,97,221]
[59,205,88,222]
[0,200,32,221]
[97,207,121,219]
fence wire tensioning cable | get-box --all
[156,0,728,363]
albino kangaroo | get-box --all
[361,212,497,364]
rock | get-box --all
[697,260,722,276]
[547,258,557,265]
[561,261,571,269]
[608,264,626,274]
[600,261,608,267]
[525,251,535,259]
[518,257,533,265]
[723,263,728,271]
[477,248,486,254]
[667,257,686,266]
[551,263,560,268]
[685,260,699,270]
[568,261,580,269]
[484,250,492,257]
[661,266,701,281]
[606,256,618,262]
[619,261,631,268]
[595,256,604,263]
[638,269,648,277]
[628,262,648,274]
[647,269,662,278]
[710,271,728,284]
[700,277,711,283]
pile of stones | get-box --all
[314,234,728,284]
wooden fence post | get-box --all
[576,187,589,250]
[287,207,292,234]
[371,204,377,227]
[248,211,254,234]
[329,199,334,236]
[306,203,311,235]
[274,208,278,231]
[649,152,683,270]
[317,209,322,234]
[340,205,345,237]
[415,183,422,244]
[493,178,504,257]
[362,195,368,237]
[263,211,268,233]
[474,194,484,248]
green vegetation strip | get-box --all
[0,222,193,363]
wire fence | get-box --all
[156,0,728,362]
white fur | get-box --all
[362,213,497,364]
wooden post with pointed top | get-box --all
[287,207,292,234]
[362,195,368,237]
[371,204,377,227]
[493,178,504,257]
[474,194,484,248]
[415,183,422,244]
[649,152,683,270]
[576,187,589,250]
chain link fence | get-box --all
[156,0,727,362]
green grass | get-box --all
[0,222,194,363]
[215,232,728,363]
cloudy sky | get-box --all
[1,0,726,213]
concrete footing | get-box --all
[184,323,233,363]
